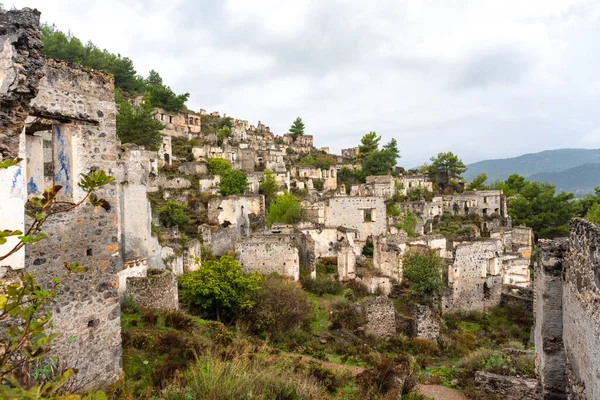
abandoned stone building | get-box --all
[1,8,123,388]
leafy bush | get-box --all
[178,256,262,322]
[151,359,181,388]
[241,275,314,340]
[403,249,445,298]
[158,200,189,228]
[141,311,158,326]
[330,299,365,331]
[164,310,196,331]
[397,210,418,237]
[266,191,302,227]
[301,274,344,296]
[207,158,232,176]
[219,169,248,196]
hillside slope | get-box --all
[465,148,600,182]
[528,163,600,197]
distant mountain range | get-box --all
[464,149,600,197]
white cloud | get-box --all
[9,0,600,166]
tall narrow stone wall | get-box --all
[534,239,567,399]
[535,219,600,400]
[563,219,600,399]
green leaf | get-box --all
[0,158,22,169]
[78,170,115,192]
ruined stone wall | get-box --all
[474,372,540,400]
[0,8,45,160]
[23,60,122,389]
[207,195,265,236]
[443,239,503,313]
[323,197,386,241]
[365,296,396,338]
[413,304,440,341]
[126,269,178,311]
[235,234,300,280]
[373,234,406,281]
[200,224,238,256]
[563,219,600,399]
[116,145,163,267]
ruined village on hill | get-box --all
[1,7,600,400]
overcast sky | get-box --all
[9,0,600,167]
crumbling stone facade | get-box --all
[0,52,124,389]
[443,239,503,313]
[474,371,540,400]
[563,219,600,399]
[534,239,567,399]
[413,304,440,341]
[534,220,600,400]
[126,269,178,311]
[365,296,396,339]
[235,232,315,280]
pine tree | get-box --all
[289,117,305,140]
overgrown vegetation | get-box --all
[266,192,302,227]
[402,249,445,300]
[178,256,262,322]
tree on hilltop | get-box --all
[425,152,467,191]
[467,173,489,191]
[144,70,190,113]
[289,117,305,140]
[359,133,400,176]
[357,131,381,162]
[115,91,163,151]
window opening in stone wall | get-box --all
[160,113,164,121]
[483,282,491,300]
[364,209,373,222]
[86,248,93,256]
[26,125,74,202]
[169,115,173,123]
[482,208,488,215]
[484,196,487,204]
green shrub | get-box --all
[241,275,314,340]
[158,200,189,228]
[403,249,445,299]
[330,299,364,331]
[178,256,262,322]
[301,274,344,296]
[130,331,154,350]
[266,191,302,227]
[219,169,248,196]
[164,310,196,331]
[207,158,232,176]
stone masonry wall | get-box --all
[365,296,396,339]
[444,239,503,313]
[563,219,600,399]
[126,269,179,311]
[534,239,567,399]
[22,60,122,389]
[235,234,300,280]
[324,197,387,241]
[474,371,540,400]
